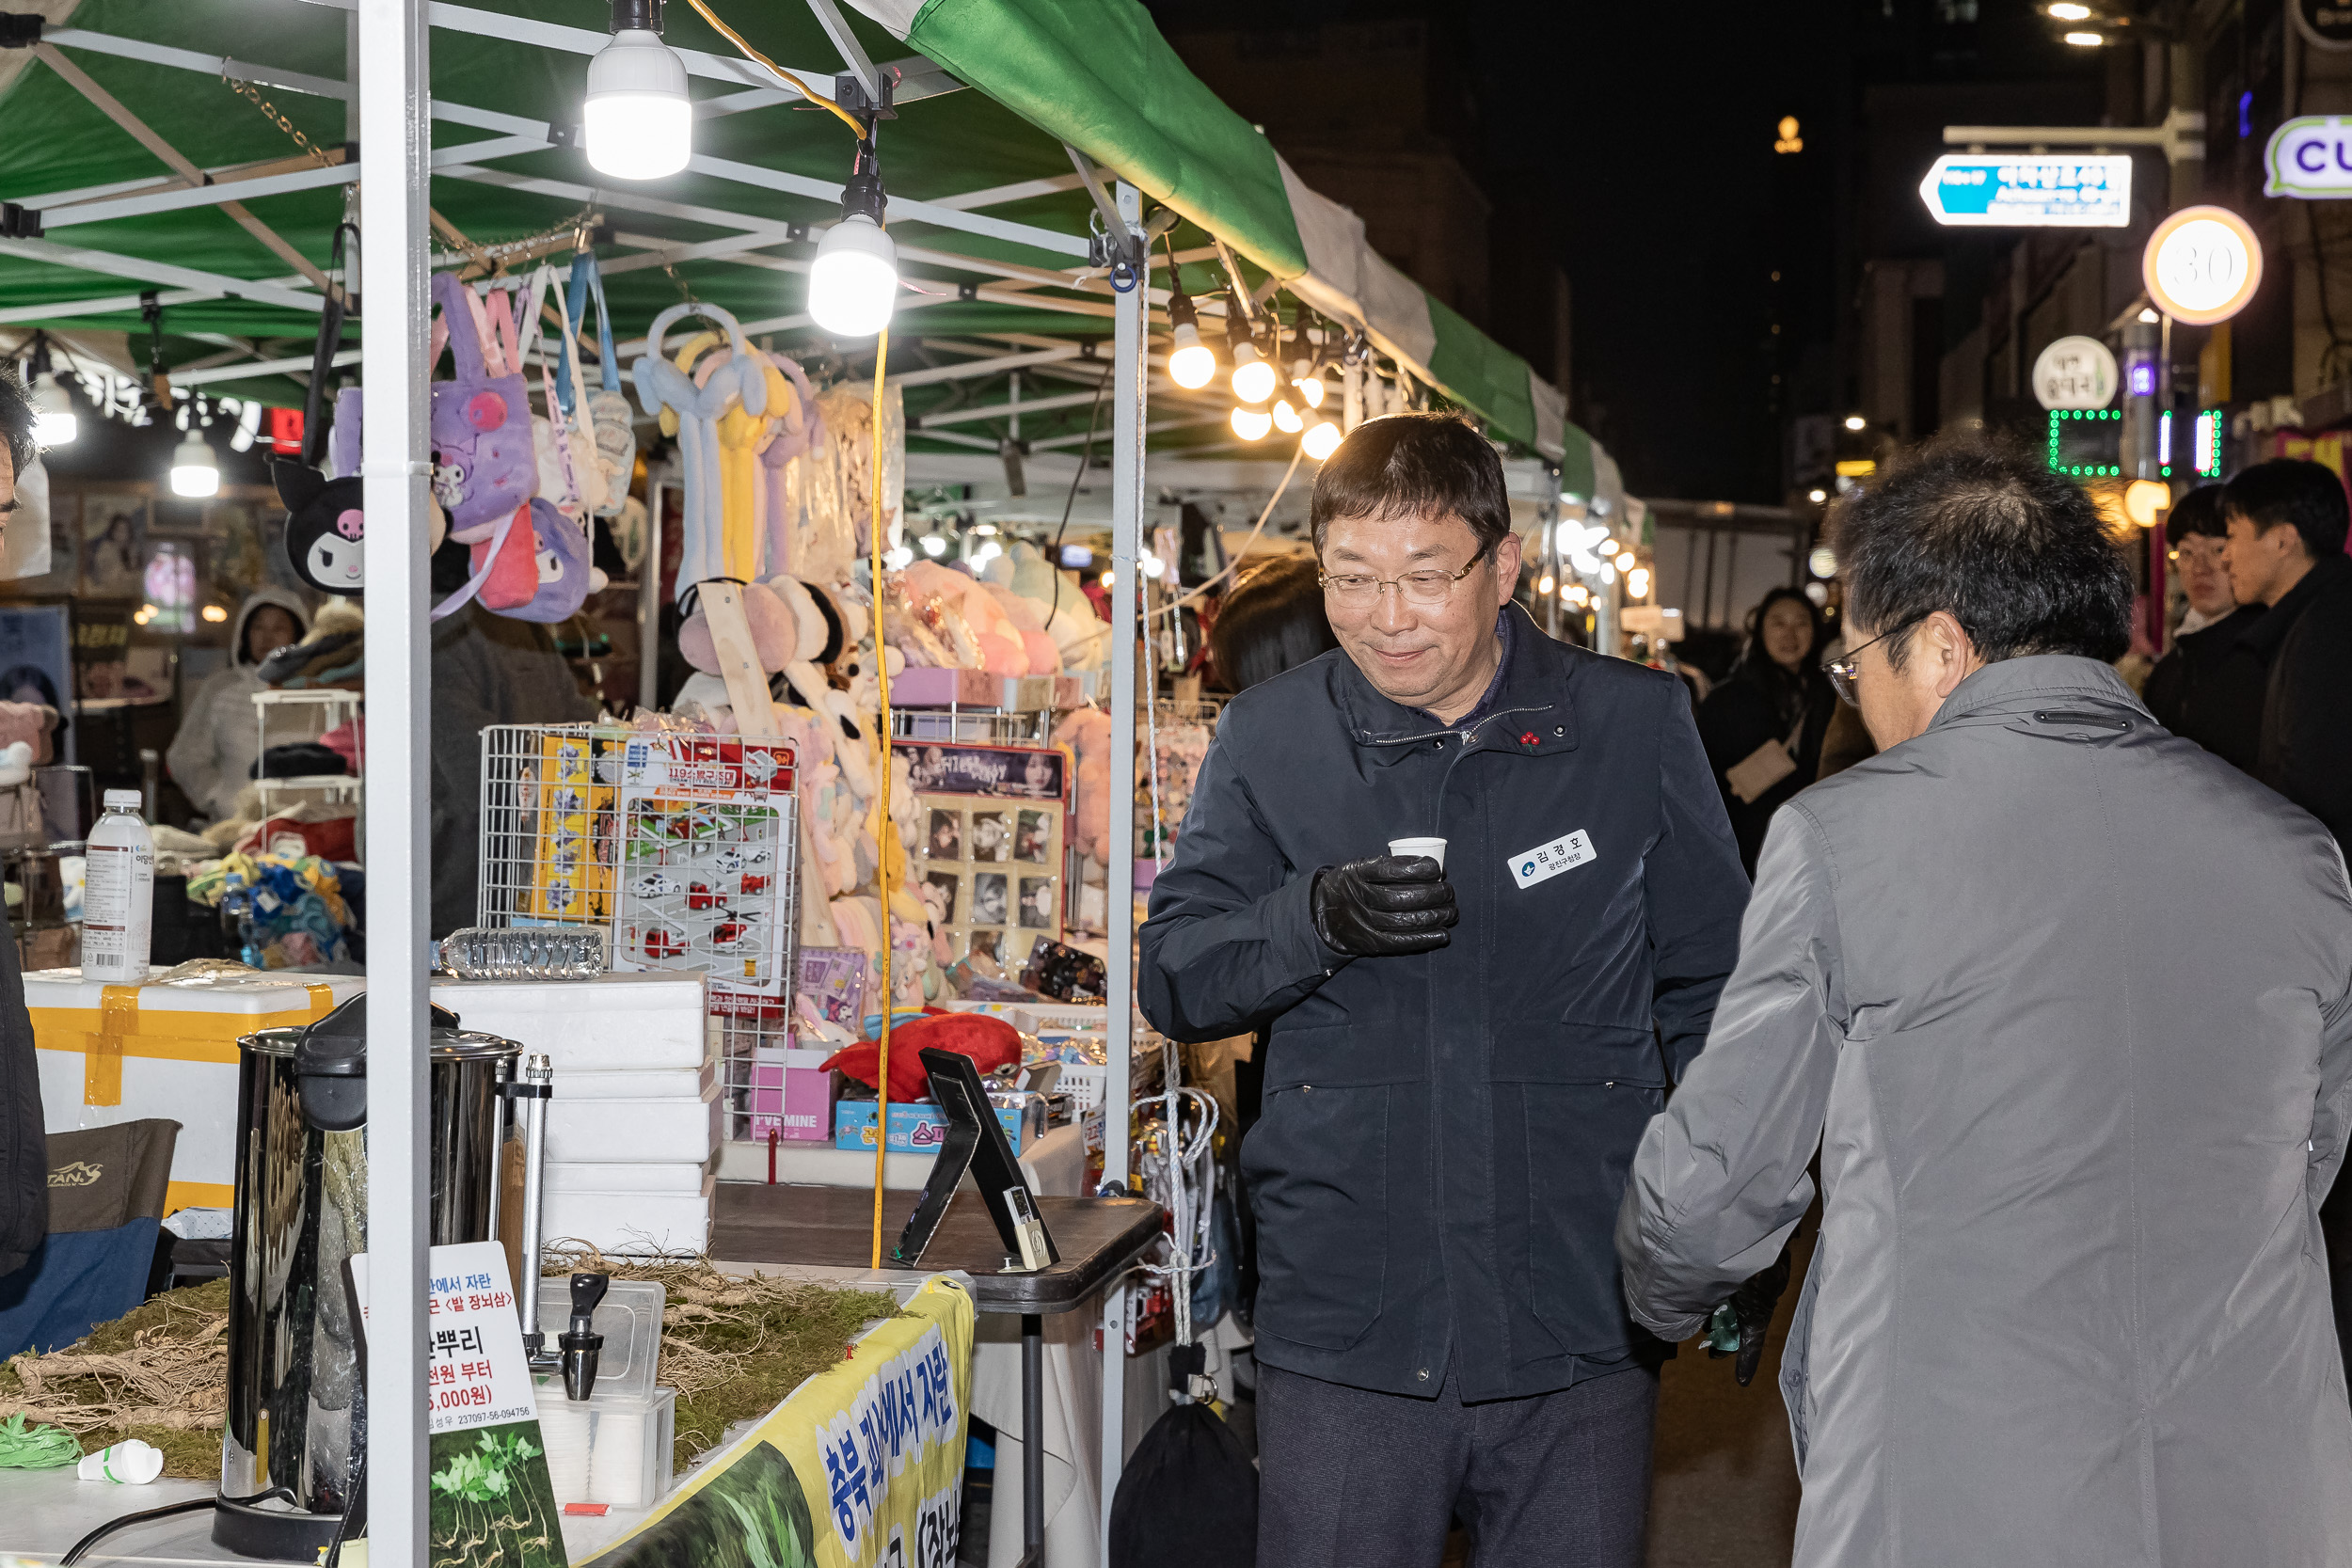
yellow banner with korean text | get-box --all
[584,1274,975,1568]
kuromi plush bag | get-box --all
[427,271,537,538]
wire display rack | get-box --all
[889,706,1055,743]
[252,689,364,858]
[477,723,807,1143]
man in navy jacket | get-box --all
[1141,415,1749,1564]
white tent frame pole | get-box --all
[1100,176,1146,1558]
[358,0,432,1562]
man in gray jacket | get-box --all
[1617,440,2352,1565]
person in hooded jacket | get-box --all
[1694,587,1835,874]
[166,587,309,820]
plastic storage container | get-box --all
[534,1385,675,1510]
[81,789,152,984]
[532,1278,665,1402]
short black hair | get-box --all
[2221,458,2350,560]
[1210,554,1337,693]
[2163,483,2229,546]
[0,364,34,481]
[1309,413,1510,559]
[1833,436,2133,669]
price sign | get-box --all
[2031,336,2119,411]
[2143,206,2264,326]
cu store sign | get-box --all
[2266,117,2352,198]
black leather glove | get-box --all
[1706,1244,1794,1386]
[1311,855,1457,958]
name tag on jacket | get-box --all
[1508,831,1596,890]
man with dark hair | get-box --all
[1618,438,2352,1565]
[2142,483,2265,770]
[1143,413,1749,1564]
[0,366,47,1280]
[2221,457,2352,854]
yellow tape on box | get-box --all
[29,971,358,1213]
[584,1275,976,1568]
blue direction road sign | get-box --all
[1918,153,2134,228]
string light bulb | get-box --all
[168,427,220,499]
[1230,404,1272,442]
[29,373,75,448]
[1230,339,1275,405]
[1292,357,1327,408]
[1302,419,1342,461]
[583,0,692,181]
[1271,397,1303,434]
[1613,550,1636,572]
[810,140,897,338]
[1538,574,1556,595]
[1166,288,1216,389]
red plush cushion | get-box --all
[820,1012,1024,1102]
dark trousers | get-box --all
[1257,1359,1659,1567]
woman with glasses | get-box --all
[1694,586,1836,874]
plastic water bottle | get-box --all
[83,789,153,984]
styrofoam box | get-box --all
[547,1159,713,1196]
[560,1059,716,1101]
[541,1180,713,1256]
[547,1084,721,1164]
[28,968,368,1212]
[431,969,708,1072]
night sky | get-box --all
[1147,0,2104,503]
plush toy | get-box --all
[818,1009,1023,1101]
[275,461,366,596]
[755,351,823,577]
[427,272,538,538]
[677,579,802,675]
[0,702,57,767]
[632,302,768,602]
[1056,706,1115,863]
[982,581,1062,675]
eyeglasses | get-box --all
[1822,619,1916,706]
[1318,549,1488,608]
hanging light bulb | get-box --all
[29,373,75,448]
[1228,301,1276,404]
[583,0,692,182]
[1271,397,1303,434]
[808,141,898,337]
[1296,372,1327,409]
[1302,419,1342,461]
[1230,404,1273,442]
[169,427,220,499]
[1614,550,1637,572]
[1537,574,1556,595]
[1166,288,1216,389]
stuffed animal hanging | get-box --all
[632,301,768,604]
[275,462,366,595]
[428,271,538,538]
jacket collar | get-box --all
[1928,653,2150,732]
[1335,602,1578,763]
[2236,551,2352,663]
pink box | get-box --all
[889,666,1000,707]
[747,1046,836,1143]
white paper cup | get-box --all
[1388,837,1448,870]
[78,1439,163,1484]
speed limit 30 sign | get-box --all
[2143,205,2264,325]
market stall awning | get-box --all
[0,0,1593,469]
[850,0,1578,460]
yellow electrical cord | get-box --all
[867,324,895,1270]
[681,0,871,140]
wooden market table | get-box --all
[711,1182,1162,1568]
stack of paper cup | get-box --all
[77,1439,164,1484]
[535,1393,591,1504]
[1388,837,1448,870]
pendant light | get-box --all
[809,141,898,338]
[1229,404,1272,442]
[1227,297,1275,405]
[584,0,692,182]
[1166,288,1216,390]
[1292,355,1327,409]
[169,427,220,499]
[1302,419,1342,461]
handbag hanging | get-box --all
[427,270,539,538]
[560,252,638,519]
[521,262,604,521]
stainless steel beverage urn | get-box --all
[214,993,521,1559]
